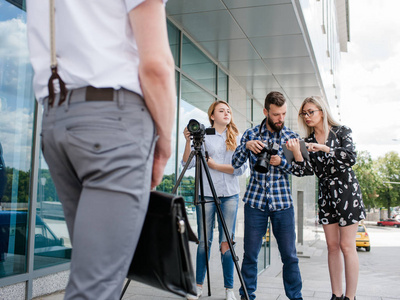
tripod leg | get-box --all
[197,155,212,297]
[172,150,196,194]
[199,154,250,300]
[120,280,130,300]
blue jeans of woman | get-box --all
[239,203,303,300]
[195,194,239,289]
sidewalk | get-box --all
[38,232,399,300]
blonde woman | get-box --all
[182,101,247,300]
[287,96,365,300]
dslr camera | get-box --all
[187,119,215,137]
[254,142,279,173]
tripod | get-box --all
[172,134,250,300]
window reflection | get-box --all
[167,20,180,67]
[154,71,178,194]
[176,77,214,230]
[0,0,71,276]
[0,0,34,277]
[182,35,216,94]
[35,155,71,270]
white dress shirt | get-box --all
[182,130,247,198]
[26,0,167,103]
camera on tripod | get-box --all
[254,142,279,173]
[187,119,215,137]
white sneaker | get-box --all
[226,288,237,300]
[187,286,202,299]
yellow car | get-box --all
[262,228,270,246]
[356,224,370,252]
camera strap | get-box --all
[48,0,67,107]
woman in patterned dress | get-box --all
[286,96,365,300]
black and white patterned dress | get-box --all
[292,125,366,226]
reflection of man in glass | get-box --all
[0,142,6,202]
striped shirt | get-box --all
[232,120,301,211]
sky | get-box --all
[0,3,34,172]
[340,0,400,159]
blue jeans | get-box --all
[239,203,302,300]
[195,194,239,289]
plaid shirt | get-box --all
[232,120,300,211]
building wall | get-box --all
[0,0,346,298]
[296,0,345,116]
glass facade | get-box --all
[182,35,217,94]
[0,6,326,298]
[0,11,273,295]
[34,152,71,271]
[217,67,228,101]
[1,0,34,278]
[0,0,72,287]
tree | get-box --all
[353,151,381,210]
[375,151,400,217]
[156,173,176,194]
[2,167,30,203]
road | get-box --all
[356,224,400,298]
[295,223,400,300]
[37,222,400,300]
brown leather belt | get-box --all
[50,86,116,107]
[85,86,114,101]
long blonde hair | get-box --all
[208,100,239,151]
[298,96,341,141]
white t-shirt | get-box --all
[26,0,166,103]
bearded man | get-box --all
[232,91,311,300]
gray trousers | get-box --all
[41,87,156,300]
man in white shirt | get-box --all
[26,1,176,299]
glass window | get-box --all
[167,20,180,67]
[181,76,215,113]
[0,0,35,277]
[217,68,228,101]
[182,35,216,94]
[176,76,214,229]
[34,154,71,270]
[155,71,179,194]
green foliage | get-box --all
[155,173,176,194]
[156,173,196,205]
[2,167,31,203]
[353,151,381,209]
[375,151,400,208]
[38,169,59,202]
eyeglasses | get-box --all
[299,110,322,118]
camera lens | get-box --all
[187,119,201,134]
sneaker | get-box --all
[226,288,237,300]
[187,286,202,299]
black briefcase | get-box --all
[124,191,198,298]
